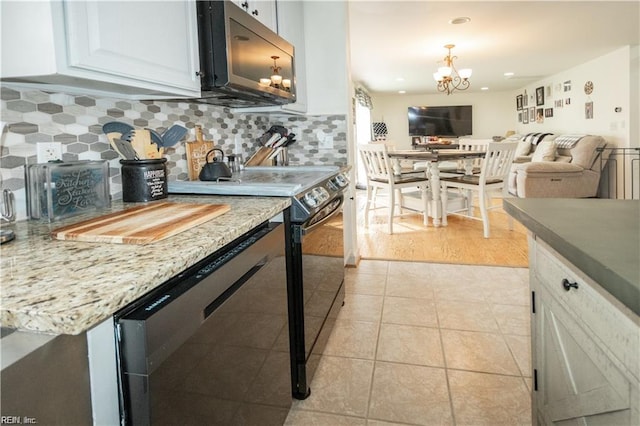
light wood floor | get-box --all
[304,191,529,268]
[356,191,529,267]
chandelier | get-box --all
[433,44,472,95]
[258,56,291,91]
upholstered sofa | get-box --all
[507,133,607,198]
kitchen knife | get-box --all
[272,135,289,148]
[264,133,281,147]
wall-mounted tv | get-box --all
[408,105,472,137]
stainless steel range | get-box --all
[169,166,348,221]
[168,166,349,399]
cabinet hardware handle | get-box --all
[562,279,579,291]
[252,9,259,16]
[241,1,249,9]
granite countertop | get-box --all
[0,195,290,336]
[503,198,639,316]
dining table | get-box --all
[387,149,486,226]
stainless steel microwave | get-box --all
[195,0,296,108]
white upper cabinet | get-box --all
[1,1,201,99]
[231,0,277,31]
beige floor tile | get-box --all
[368,361,453,425]
[492,303,531,336]
[338,294,384,322]
[292,356,374,417]
[423,263,485,286]
[441,329,520,375]
[481,279,530,306]
[436,300,500,332]
[387,261,435,280]
[345,273,387,296]
[323,319,379,359]
[285,409,367,425]
[382,296,438,328]
[504,334,532,377]
[376,323,444,367]
[448,369,532,426]
[385,276,435,300]
[431,281,487,303]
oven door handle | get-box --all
[301,196,344,235]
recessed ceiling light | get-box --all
[504,72,515,77]
[449,17,471,25]
[398,90,406,94]
[481,87,489,91]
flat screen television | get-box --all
[408,105,472,137]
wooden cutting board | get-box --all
[51,202,230,245]
[185,125,214,180]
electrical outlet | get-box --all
[318,135,334,149]
[36,142,63,163]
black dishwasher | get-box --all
[114,221,290,425]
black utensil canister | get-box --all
[120,159,168,202]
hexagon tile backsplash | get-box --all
[0,86,348,221]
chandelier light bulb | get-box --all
[259,78,271,87]
[282,79,291,88]
[438,66,452,77]
[459,68,472,79]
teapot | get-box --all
[199,148,232,181]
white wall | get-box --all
[370,91,513,150]
[512,46,635,148]
[368,46,638,150]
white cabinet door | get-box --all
[231,0,277,31]
[63,1,200,94]
[1,1,200,98]
[530,240,639,425]
[533,283,632,424]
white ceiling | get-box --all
[348,1,640,95]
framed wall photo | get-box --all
[516,95,523,110]
[523,90,528,107]
[529,107,535,122]
[536,86,545,106]
[522,110,529,124]
[544,108,553,118]
[585,101,594,119]
[518,112,522,123]
[536,108,544,123]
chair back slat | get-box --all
[458,139,489,169]
[480,142,518,184]
[359,144,393,181]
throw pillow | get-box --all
[531,140,557,162]
[514,140,532,157]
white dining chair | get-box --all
[358,143,430,234]
[438,139,490,176]
[440,142,518,238]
